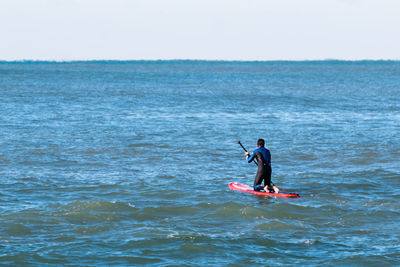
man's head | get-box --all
[257,138,265,147]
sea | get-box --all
[0,60,399,266]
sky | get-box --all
[0,0,399,61]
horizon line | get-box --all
[1,58,400,63]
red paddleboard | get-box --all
[229,182,300,198]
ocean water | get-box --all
[0,60,399,266]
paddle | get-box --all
[238,141,258,166]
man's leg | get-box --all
[263,166,274,192]
[253,170,263,191]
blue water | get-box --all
[0,60,399,265]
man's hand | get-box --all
[245,151,249,157]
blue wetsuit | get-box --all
[247,147,272,191]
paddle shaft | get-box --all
[238,141,258,166]
[238,141,248,152]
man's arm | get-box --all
[246,151,257,163]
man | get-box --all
[245,139,279,193]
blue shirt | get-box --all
[247,147,271,165]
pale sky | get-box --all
[1,0,399,61]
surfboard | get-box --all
[229,182,300,198]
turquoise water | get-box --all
[0,61,399,265]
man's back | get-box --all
[248,146,271,165]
